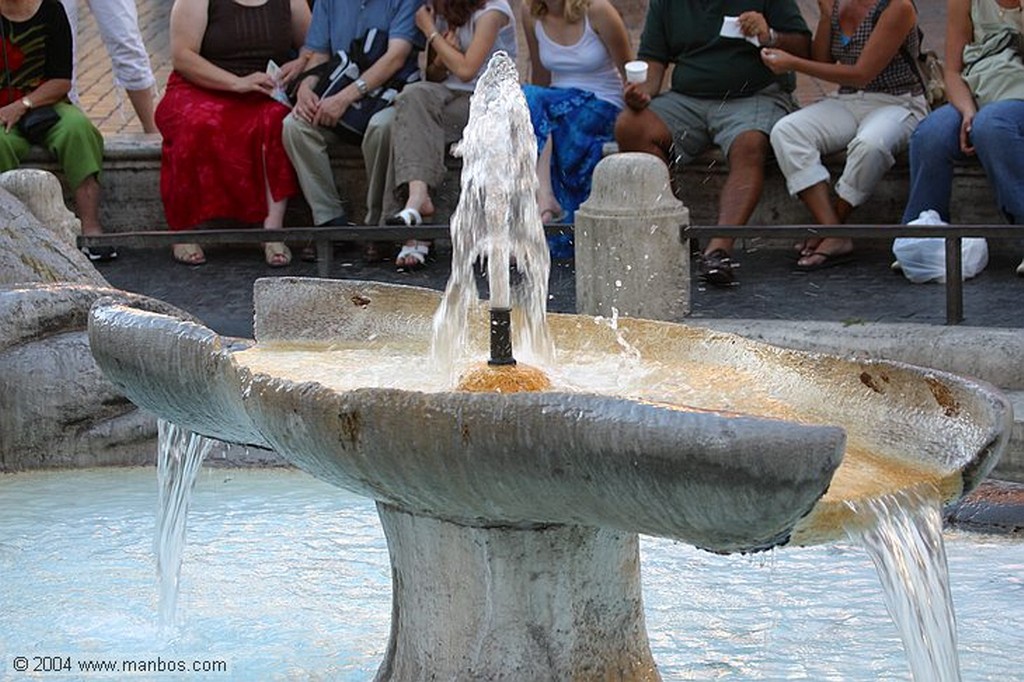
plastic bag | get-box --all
[892,210,988,283]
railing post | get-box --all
[574,152,690,321]
[944,237,964,325]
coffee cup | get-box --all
[625,61,648,84]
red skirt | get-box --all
[155,72,300,231]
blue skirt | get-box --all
[522,84,621,222]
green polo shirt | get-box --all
[638,0,810,99]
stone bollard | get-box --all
[575,152,690,321]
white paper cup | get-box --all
[625,61,648,84]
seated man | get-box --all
[282,0,420,234]
[0,0,116,261]
[615,0,811,286]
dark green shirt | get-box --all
[639,0,810,99]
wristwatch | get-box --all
[20,97,32,110]
[766,28,779,47]
[354,78,369,97]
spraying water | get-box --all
[154,419,212,628]
[431,51,554,376]
[844,484,962,681]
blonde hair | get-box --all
[530,0,591,23]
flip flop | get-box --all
[794,250,857,272]
[386,207,424,226]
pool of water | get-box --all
[1,467,1021,681]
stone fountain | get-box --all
[86,54,1010,679]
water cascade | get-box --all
[87,53,1010,679]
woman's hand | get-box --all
[0,101,26,132]
[760,47,795,74]
[233,71,277,96]
[416,4,437,35]
[960,111,976,155]
[276,54,310,85]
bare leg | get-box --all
[703,131,771,259]
[536,135,562,221]
[75,174,104,236]
[794,185,854,268]
[126,87,158,134]
[262,154,291,267]
[395,180,436,268]
[614,108,673,162]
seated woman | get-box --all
[0,0,116,261]
[156,0,310,266]
[760,0,928,270]
[900,0,1024,275]
[383,0,517,269]
[520,0,631,257]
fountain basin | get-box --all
[90,278,1009,542]
[87,277,1010,680]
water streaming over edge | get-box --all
[155,420,212,628]
[844,484,962,681]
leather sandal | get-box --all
[697,249,737,286]
[263,242,292,268]
[172,243,206,266]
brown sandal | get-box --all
[172,243,206,266]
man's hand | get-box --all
[291,80,320,123]
[312,88,356,128]
[623,82,651,111]
[738,11,771,45]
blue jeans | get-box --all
[901,101,1024,224]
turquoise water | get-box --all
[1,467,1021,681]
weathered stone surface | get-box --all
[0,171,189,470]
[0,284,192,470]
[0,170,106,287]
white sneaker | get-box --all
[1017,257,1024,276]
[890,260,902,273]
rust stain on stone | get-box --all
[460,422,471,447]
[926,377,961,417]
[350,294,372,307]
[338,410,361,447]
[859,371,885,394]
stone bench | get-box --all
[31,133,465,234]
[35,133,1006,236]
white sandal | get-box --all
[395,241,430,270]
[386,207,424,226]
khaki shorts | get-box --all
[648,84,798,163]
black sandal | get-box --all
[698,249,737,286]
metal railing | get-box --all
[79,222,1021,326]
[684,224,1024,325]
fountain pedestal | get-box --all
[379,505,658,680]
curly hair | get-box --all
[435,0,488,29]
[529,0,590,23]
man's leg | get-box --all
[282,114,348,225]
[614,107,673,162]
[362,107,394,225]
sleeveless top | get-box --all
[971,0,1024,40]
[443,0,517,92]
[536,16,624,108]
[200,0,293,77]
[831,0,922,95]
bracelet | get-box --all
[766,28,778,47]
[427,31,440,46]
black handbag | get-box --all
[17,105,60,144]
[294,28,420,138]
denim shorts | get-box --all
[648,84,799,163]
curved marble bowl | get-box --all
[88,278,1010,553]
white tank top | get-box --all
[535,15,623,108]
[444,0,518,92]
